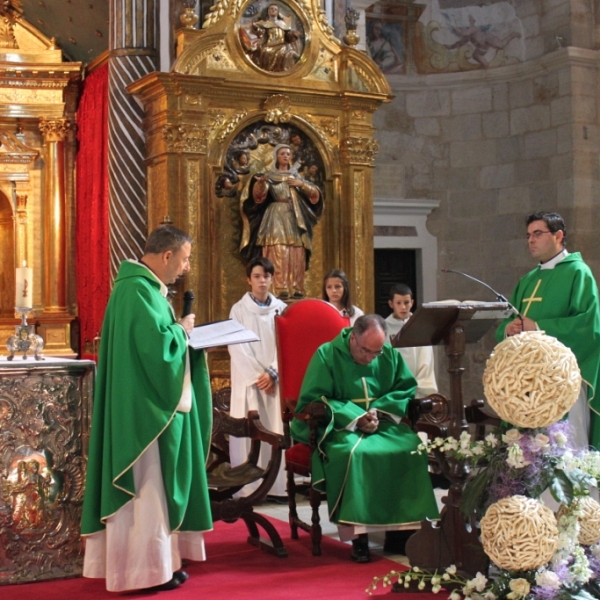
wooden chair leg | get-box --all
[287,469,300,539]
[243,511,288,558]
[309,486,322,556]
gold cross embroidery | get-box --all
[522,279,543,317]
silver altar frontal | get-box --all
[0,356,94,585]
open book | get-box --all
[188,319,260,350]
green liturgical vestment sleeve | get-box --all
[291,328,439,526]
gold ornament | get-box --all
[483,331,581,428]
[480,495,558,570]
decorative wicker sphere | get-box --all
[480,495,558,571]
[483,331,581,428]
[558,497,600,546]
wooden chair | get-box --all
[207,387,288,557]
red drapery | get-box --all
[75,64,110,359]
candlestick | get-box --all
[15,260,33,309]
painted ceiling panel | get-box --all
[19,0,109,63]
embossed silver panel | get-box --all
[0,357,94,584]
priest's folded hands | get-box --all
[357,408,379,433]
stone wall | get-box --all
[369,0,600,401]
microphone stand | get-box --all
[441,269,522,322]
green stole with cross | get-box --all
[496,252,600,448]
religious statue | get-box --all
[239,3,303,72]
[240,143,323,299]
[367,21,404,74]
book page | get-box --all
[188,319,260,350]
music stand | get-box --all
[391,301,513,582]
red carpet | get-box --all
[4,517,439,599]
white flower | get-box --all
[485,433,499,448]
[471,444,484,456]
[508,578,530,598]
[418,581,426,590]
[471,572,488,592]
[592,543,600,560]
[431,576,441,586]
[535,570,561,590]
[442,573,450,581]
[432,584,441,594]
[483,593,497,600]
[446,565,457,575]
[449,592,461,600]
[554,431,568,447]
[533,433,550,450]
[502,428,522,444]
[506,444,530,469]
[413,566,420,573]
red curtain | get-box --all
[75,64,110,360]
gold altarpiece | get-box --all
[0,11,82,357]
[129,0,390,376]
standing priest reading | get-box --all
[497,211,600,449]
[81,225,213,592]
[290,314,439,563]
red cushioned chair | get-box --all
[275,299,350,556]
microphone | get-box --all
[441,269,521,317]
[181,290,195,318]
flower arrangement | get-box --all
[367,423,600,599]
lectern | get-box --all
[391,302,513,581]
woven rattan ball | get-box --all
[558,497,600,546]
[483,331,581,428]
[480,495,558,571]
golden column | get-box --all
[39,117,68,313]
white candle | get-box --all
[15,260,33,308]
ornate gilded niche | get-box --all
[129,0,391,325]
[0,3,82,356]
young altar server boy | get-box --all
[385,283,437,398]
[228,257,287,499]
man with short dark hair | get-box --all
[497,211,600,448]
[291,314,439,562]
[81,225,213,592]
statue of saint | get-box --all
[240,144,323,299]
[239,3,303,72]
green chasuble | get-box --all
[81,261,213,534]
[496,252,600,448]
[290,328,439,526]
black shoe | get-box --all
[351,533,371,563]
[266,495,289,505]
[383,530,415,554]
[173,570,189,584]
[145,577,180,591]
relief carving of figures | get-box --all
[216,124,324,299]
[239,1,305,73]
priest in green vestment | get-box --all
[497,211,600,449]
[81,225,213,592]
[290,314,439,562]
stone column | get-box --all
[108,0,159,277]
[39,117,68,313]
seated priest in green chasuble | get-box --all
[81,226,212,593]
[290,314,439,563]
[496,211,600,450]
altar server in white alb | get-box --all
[228,256,287,499]
[385,283,438,398]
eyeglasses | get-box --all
[526,230,553,240]
[353,338,384,356]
